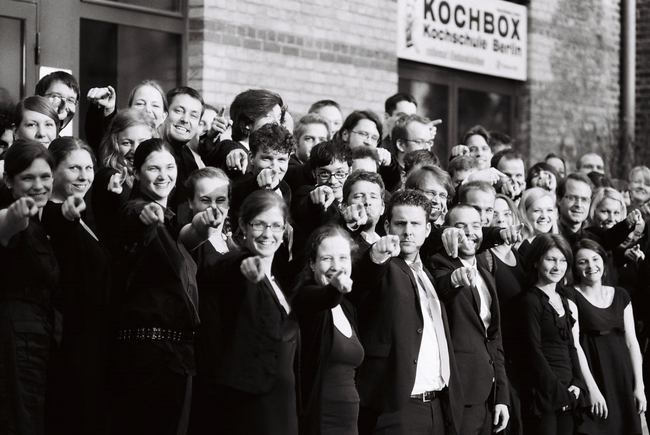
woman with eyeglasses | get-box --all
[111,138,199,435]
[13,96,60,148]
[199,190,298,434]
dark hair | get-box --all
[526,162,560,191]
[230,89,283,142]
[458,181,496,205]
[351,146,379,164]
[3,139,55,179]
[249,123,295,156]
[489,131,512,148]
[403,150,440,175]
[308,138,353,171]
[338,110,383,144]
[391,114,431,150]
[491,148,524,169]
[385,189,432,222]
[127,80,168,112]
[166,86,205,116]
[0,102,15,130]
[405,165,455,200]
[545,153,565,165]
[35,71,80,99]
[342,170,385,204]
[446,203,481,226]
[523,233,573,288]
[132,138,176,174]
[238,189,289,225]
[572,239,607,285]
[447,154,479,177]
[462,125,490,145]
[587,171,612,189]
[308,99,341,113]
[185,166,231,201]
[13,96,60,134]
[49,137,96,168]
[295,223,358,288]
[385,93,417,115]
[556,172,593,200]
[99,108,157,170]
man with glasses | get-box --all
[35,71,80,130]
[393,114,436,171]
[557,173,641,262]
[404,165,454,227]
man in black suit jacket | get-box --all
[349,190,463,435]
[429,204,509,435]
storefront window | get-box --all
[0,16,23,104]
[457,88,511,141]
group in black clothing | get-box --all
[2,71,650,435]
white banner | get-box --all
[397,0,527,81]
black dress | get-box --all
[519,287,586,434]
[565,286,642,435]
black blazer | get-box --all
[292,279,359,435]
[347,250,464,431]
[201,249,296,394]
[428,251,510,407]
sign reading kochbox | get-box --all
[397,0,527,81]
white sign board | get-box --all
[397,0,527,81]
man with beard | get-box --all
[491,149,526,205]
[429,204,509,435]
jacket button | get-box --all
[417,328,423,334]
[414,359,418,364]
[489,359,494,365]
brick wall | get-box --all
[636,0,650,168]
[522,0,621,174]
[188,0,399,118]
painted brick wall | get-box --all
[522,0,621,174]
[188,0,399,119]
[636,0,650,167]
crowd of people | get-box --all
[2,71,650,435]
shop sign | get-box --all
[398,0,527,81]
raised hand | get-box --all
[500,223,524,245]
[626,209,643,228]
[240,256,266,283]
[226,149,248,173]
[330,269,353,294]
[372,235,401,258]
[257,168,279,190]
[450,144,470,158]
[466,167,506,185]
[211,105,231,136]
[193,205,224,234]
[7,197,39,230]
[451,266,477,288]
[342,203,368,230]
[374,148,392,167]
[86,86,116,115]
[139,202,165,226]
[310,185,335,209]
[441,227,470,258]
[62,196,86,221]
[108,167,127,194]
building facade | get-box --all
[0,0,643,176]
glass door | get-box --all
[0,0,37,104]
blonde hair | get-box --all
[518,187,557,239]
[588,187,626,227]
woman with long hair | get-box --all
[292,224,364,435]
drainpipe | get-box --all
[621,0,635,145]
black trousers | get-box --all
[358,397,447,435]
[111,341,189,435]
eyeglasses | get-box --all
[45,93,78,107]
[316,170,349,181]
[406,139,434,147]
[350,130,380,143]
[564,194,591,204]
[248,221,286,233]
[418,189,448,201]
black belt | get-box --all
[118,327,194,343]
[410,390,444,402]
